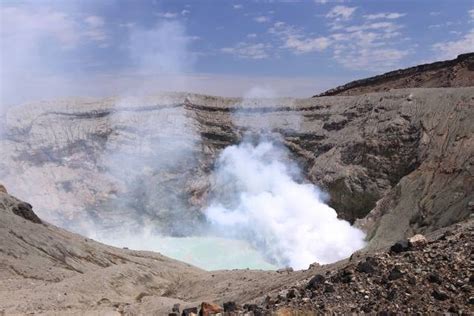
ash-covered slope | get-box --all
[1,88,472,250]
[0,189,306,315]
[1,187,473,315]
[315,53,474,97]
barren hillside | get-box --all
[314,53,474,97]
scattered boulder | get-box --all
[223,301,237,312]
[308,262,320,269]
[408,234,427,248]
[286,288,297,299]
[277,267,293,274]
[335,269,353,284]
[0,184,7,193]
[357,260,375,274]
[390,240,411,253]
[307,274,325,289]
[278,289,289,300]
[182,307,198,316]
[200,302,223,316]
[172,303,180,314]
[324,283,335,293]
[432,289,449,301]
[388,267,404,281]
[11,202,42,224]
[243,304,262,315]
[427,273,442,284]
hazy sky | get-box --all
[1,0,473,104]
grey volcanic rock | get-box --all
[315,53,474,96]
[1,88,473,249]
[249,219,474,314]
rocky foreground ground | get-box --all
[220,219,474,315]
[1,186,473,315]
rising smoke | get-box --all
[85,20,201,237]
[1,2,366,271]
[205,140,366,269]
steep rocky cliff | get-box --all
[1,88,473,250]
[314,53,474,97]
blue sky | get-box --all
[1,0,473,104]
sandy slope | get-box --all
[0,191,314,315]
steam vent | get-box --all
[0,1,473,314]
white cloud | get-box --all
[233,4,243,10]
[269,22,331,54]
[119,22,136,28]
[0,6,79,50]
[221,42,270,59]
[432,29,474,59]
[326,5,357,20]
[0,6,111,105]
[186,35,201,41]
[364,12,406,20]
[181,9,190,16]
[83,16,107,42]
[346,21,402,33]
[247,33,257,38]
[428,21,458,29]
[254,16,270,23]
[333,46,408,71]
[84,15,104,28]
[267,8,408,71]
[314,0,346,4]
[156,12,178,19]
[285,36,331,53]
[469,9,474,20]
[329,18,408,71]
[274,21,285,28]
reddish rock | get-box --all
[200,302,223,316]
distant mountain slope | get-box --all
[314,53,474,97]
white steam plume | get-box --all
[205,141,366,270]
[124,20,195,95]
[243,86,278,99]
[88,19,201,237]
